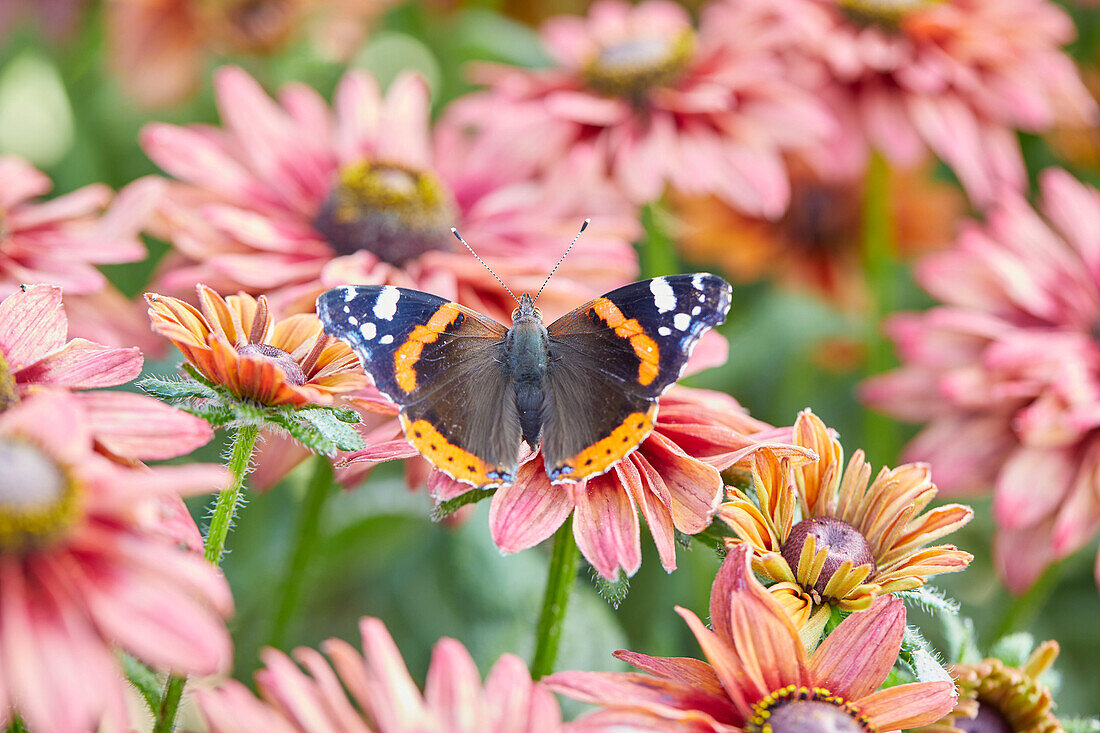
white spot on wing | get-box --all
[373,286,400,321]
[380,334,394,345]
[343,305,350,313]
[658,326,671,336]
[691,306,701,315]
[360,322,377,340]
[650,277,676,313]
[692,273,706,291]
[348,316,358,326]
[673,313,691,331]
[343,286,357,302]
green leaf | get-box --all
[139,374,219,402]
[590,566,630,610]
[119,652,162,715]
[431,488,495,522]
[267,412,336,455]
[989,632,1035,668]
[178,402,237,427]
[898,625,952,686]
[295,407,365,452]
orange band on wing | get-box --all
[590,298,660,386]
[551,404,657,483]
[393,305,463,393]
[400,415,513,488]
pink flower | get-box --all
[0,283,213,461]
[141,65,640,324]
[392,380,817,580]
[720,0,1098,205]
[862,169,1100,592]
[195,616,562,732]
[0,155,162,348]
[545,544,957,731]
[447,0,833,216]
[0,392,233,733]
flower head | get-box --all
[914,641,1062,733]
[0,156,160,348]
[408,382,817,579]
[720,0,1098,205]
[862,169,1100,592]
[720,410,973,622]
[0,284,213,461]
[147,284,367,407]
[546,544,957,731]
[195,616,562,732]
[447,0,833,215]
[0,392,232,733]
[142,66,639,323]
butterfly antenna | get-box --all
[534,218,589,303]
[451,227,520,304]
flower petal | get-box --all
[489,458,574,554]
[572,472,641,579]
[809,595,905,700]
[857,681,957,730]
[0,284,67,369]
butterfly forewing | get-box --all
[540,274,732,483]
[317,285,522,488]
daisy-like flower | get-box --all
[719,410,973,629]
[0,391,233,733]
[105,0,390,108]
[411,383,817,580]
[1,283,213,461]
[195,615,562,732]
[141,65,639,323]
[862,169,1100,593]
[671,159,963,309]
[914,641,1062,733]
[447,0,833,216]
[546,543,957,731]
[147,284,367,407]
[0,156,161,348]
[718,0,1098,206]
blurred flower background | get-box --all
[1,0,1100,729]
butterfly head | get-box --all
[511,292,542,324]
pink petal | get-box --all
[994,523,1056,594]
[15,338,141,389]
[809,596,905,700]
[424,638,487,729]
[572,472,642,579]
[622,456,678,572]
[544,670,739,726]
[612,651,725,697]
[0,155,52,209]
[489,459,574,554]
[992,446,1074,530]
[639,432,722,534]
[254,648,342,733]
[0,284,67,369]
[76,391,214,460]
[858,681,957,730]
[195,681,301,733]
[378,72,433,170]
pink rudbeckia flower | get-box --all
[0,155,163,349]
[195,616,562,732]
[0,392,233,733]
[862,169,1100,592]
[546,544,957,731]
[0,284,213,461]
[141,65,640,323]
[386,366,817,579]
[721,0,1098,205]
[447,0,833,216]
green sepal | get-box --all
[119,652,162,715]
[295,407,365,452]
[897,624,952,686]
[138,374,220,402]
[589,566,630,610]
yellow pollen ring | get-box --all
[590,298,661,386]
[399,415,509,487]
[554,404,657,482]
[393,305,463,393]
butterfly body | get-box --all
[317,274,732,489]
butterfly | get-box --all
[316,225,732,489]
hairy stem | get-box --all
[531,517,581,679]
[268,455,334,648]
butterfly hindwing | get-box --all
[541,274,732,482]
[317,285,522,488]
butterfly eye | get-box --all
[511,307,521,320]
[533,307,542,319]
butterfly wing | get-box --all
[541,274,732,483]
[317,285,523,487]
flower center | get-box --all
[837,0,941,28]
[313,161,457,266]
[781,181,862,255]
[0,350,17,412]
[581,30,695,99]
[954,702,1012,733]
[0,439,80,550]
[781,516,876,599]
[236,343,307,385]
[747,686,875,733]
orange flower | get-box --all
[146,284,366,407]
[720,410,973,627]
[546,544,958,732]
[671,159,963,310]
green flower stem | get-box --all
[531,517,581,679]
[861,150,899,466]
[268,455,335,649]
[640,202,681,279]
[153,424,261,733]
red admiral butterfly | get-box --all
[317,222,732,489]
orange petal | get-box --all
[613,651,725,698]
[857,681,957,730]
[810,595,904,700]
